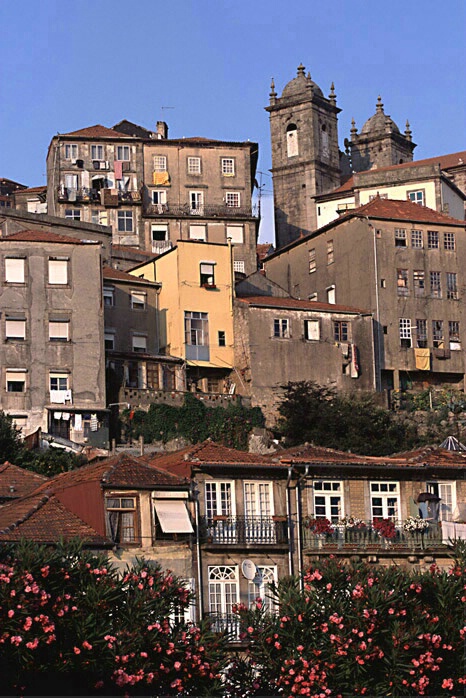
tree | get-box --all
[0,410,23,462]
[277,382,420,455]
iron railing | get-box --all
[57,187,141,203]
[200,515,288,545]
[144,202,259,219]
[302,519,444,551]
[206,613,240,640]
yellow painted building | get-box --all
[129,240,235,393]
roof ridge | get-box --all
[0,494,50,534]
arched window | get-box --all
[286,123,298,157]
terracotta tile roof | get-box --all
[236,296,369,315]
[34,452,188,495]
[0,492,108,544]
[15,185,47,194]
[360,151,466,176]
[275,444,384,464]
[0,462,48,499]
[326,175,355,195]
[257,243,275,262]
[61,124,130,139]
[111,245,155,257]
[2,230,85,244]
[103,265,158,284]
[354,197,466,226]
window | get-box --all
[152,190,167,206]
[327,240,334,265]
[106,496,137,544]
[432,320,444,349]
[6,369,26,393]
[187,157,201,174]
[48,259,68,285]
[248,566,277,612]
[381,279,386,288]
[430,271,441,298]
[208,565,239,636]
[151,224,168,242]
[5,317,26,341]
[286,124,298,157]
[413,270,425,296]
[131,291,146,310]
[116,145,130,161]
[399,318,412,348]
[65,209,81,220]
[427,482,456,522]
[221,158,235,175]
[103,286,114,306]
[153,155,167,172]
[427,230,439,249]
[395,228,407,247]
[218,331,226,347]
[408,190,424,206]
[117,210,133,232]
[64,173,78,191]
[334,321,349,342]
[397,269,409,296]
[244,482,275,542]
[189,224,206,241]
[190,191,204,214]
[104,332,115,350]
[304,319,320,341]
[5,258,25,283]
[309,248,316,273]
[49,320,69,342]
[370,482,399,519]
[226,225,243,244]
[64,144,78,160]
[416,319,427,348]
[273,318,290,339]
[50,373,69,392]
[446,272,458,300]
[205,481,234,522]
[449,321,461,350]
[313,481,343,523]
[411,229,423,248]
[225,191,240,208]
[132,334,147,353]
[91,144,104,161]
[327,286,335,304]
[233,260,245,273]
[91,209,101,225]
[308,293,318,301]
[184,311,209,361]
[200,262,215,287]
[444,232,456,250]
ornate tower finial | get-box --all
[376,96,384,113]
[297,63,306,77]
[404,119,412,141]
[329,82,336,105]
[350,118,358,137]
[269,77,277,104]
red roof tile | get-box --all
[15,185,47,194]
[61,124,130,139]
[354,197,465,226]
[361,151,466,176]
[236,296,369,315]
[0,462,47,499]
[3,230,86,244]
[103,265,158,284]
[0,492,108,544]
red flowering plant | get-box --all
[303,517,334,535]
[372,517,397,539]
[229,544,466,696]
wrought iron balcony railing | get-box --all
[57,186,141,204]
[206,613,240,640]
[144,202,259,219]
[303,519,444,552]
[200,515,288,545]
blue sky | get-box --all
[1,0,465,243]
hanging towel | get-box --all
[350,344,359,378]
[62,412,70,421]
[153,171,170,186]
[414,348,430,371]
[90,414,98,431]
[53,412,62,420]
[74,414,82,431]
[50,390,66,404]
[114,160,123,180]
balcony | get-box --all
[302,519,444,553]
[206,613,240,640]
[151,240,173,255]
[200,515,288,546]
[144,202,259,219]
[57,186,141,204]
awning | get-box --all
[153,500,193,533]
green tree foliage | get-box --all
[127,393,265,450]
[0,411,23,462]
[0,539,227,696]
[227,549,466,697]
[277,382,420,455]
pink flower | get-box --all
[73,646,81,654]
[26,638,39,650]
[174,661,181,670]
[7,610,14,618]
[82,641,93,650]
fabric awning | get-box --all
[153,500,193,533]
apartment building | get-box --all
[0,230,107,445]
[264,198,466,393]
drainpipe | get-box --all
[368,217,382,392]
[295,465,310,590]
[285,466,294,577]
[193,485,204,621]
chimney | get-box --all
[156,121,168,140]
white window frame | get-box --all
[132,333,147,353]
[248,565,278,612]
[103,286,114,306]
[190,191,204,215]
[64,144,78,160]
[313,481,344,522]
[152,189,167,206]
[408,190,425,206]
[91,144,104,161]
[153,155,167,172]
[5,258,25,284]
[427,481,457,522]
[208,565,239,636]
[116,145,130,161]
[427,230,439,249]
[48,259,68,285]
[6,369,27,393]
[221,158,235,176]
[399,318,412,347]
[48,320,70,342]
[395,228,407,247]
[205,481,235,522]
[327,285,336,304]
[273,318,290,339]
[411,229,423,248]
[444,232,456,251]
[225,191,240,208]
[5,318,26,341]
[187,157,201,174]
[304,319,320,341]
[244,481,274,518]
[65,209,81,220]
[370,481,400,520]
[117,210,134,233]
[233,260,245,273]
[131,290,146,310]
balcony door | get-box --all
[208,565,239,637]
[205,481,235,542]
[244,482,275,542]
[313,481,343,523]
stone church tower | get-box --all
[266,64,341,249]
[347,96,416,172]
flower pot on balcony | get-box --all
[272,515,287,523]
[213,515,228,522]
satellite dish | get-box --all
[241,559,256,581]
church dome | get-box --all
[282,64,323,98]
[360,96,400,135]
